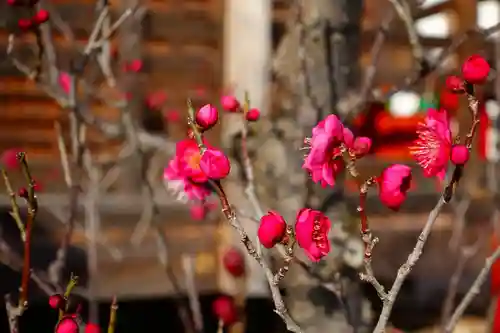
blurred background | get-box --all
[0,0,499,332]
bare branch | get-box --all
[182,255,204,333]
[387,0,424,63]
[187,103,302,333]
[444,246,500,333]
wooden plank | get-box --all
[93,253,219,299]
[67,223,218,257]
[142,6,222,47]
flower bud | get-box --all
[445,75,465,93]
[257,211,286,248]
[84,323,101,333]
[49,294,65,310]
[222,247,245,277]
[33,9,50,24]
[199,148,230,180]
[195,104,219,129]
[451,144,469,165]
[461,55,490,85]
[55,317,79,333]
[245,108,260,121]
[212,296,238,325]
[17,18,33,31]
[352,137,372,157]
[220,95,240,112]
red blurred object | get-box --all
[351,102,421,159]
[222,247,245,277]
[33,9,50,24]
[212,296,238,325]
[17,18,33,31]
[84,323,101,333]
[439,90,459,114]
[49,294,65,310]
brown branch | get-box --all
[48,122,80,287]
[17,153,38,310]
[187,102,302,333]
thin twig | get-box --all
[387,0,424,63]
[1,170,25,241]
[187,102,302,333]
[372,198,446,333]
[182,255,204,333]
[440,239,482,329]
[444,246,500,333]
[107,296,118,333]
[17,153,38,310]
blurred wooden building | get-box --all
[0,0,498,300]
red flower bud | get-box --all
[33,9,50,24]
[445,75,465,93]
[257,211,287,248]
[195,104,219,129]
[461,55,490,85]
[55,317,79,333]
[17,18,33,31]
[49,294,65,310]
[222,247,245,277]
[220,95,240,112]
[84,323,101,333]
[439,90,459,113]
[212,296,238,325]
[245,108,260,122]
[451,144,469,165]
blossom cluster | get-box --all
[48,294,100,333]
[161,55,490,326]
[7,0,50,31]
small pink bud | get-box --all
[352,137,372,157]
[7,0,17,6]
[55,317,79,333]
[49,294,65,310]
[200,148,230,180]
[17,18,33,31]
[195,104,219,129]
[451,144,469,165]
[124,59,142,72]
[1,148,20,169]
[257,211,287,248]
[58,72,71,94]
[461,55,490,85]
[164,109,180,122]
[212,296,238,325]
[378,164,412,211]
[222,247,245,277]
[245,108,260,122]
[33,9,50,24]
[445,75,465,93]
[146,91,167,109]
[220,95,240,112]
[342,127,354,148]
[84,323,100,333]
[190,204,206,221]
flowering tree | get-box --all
[2,0,500,333]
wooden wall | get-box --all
[0,0,224,160]
[0,0,225,298]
